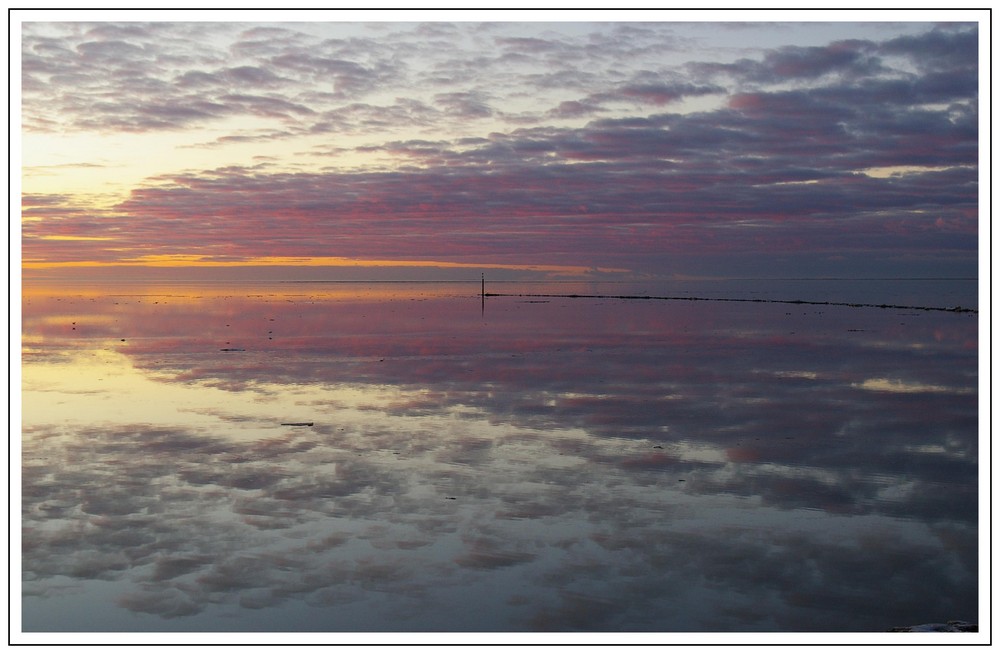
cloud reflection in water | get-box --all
[20,283,978,632]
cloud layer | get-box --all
[20,20,979,278]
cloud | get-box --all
[879,26,979,72]
[20,21,979,274]
[854,377,974,394]
[695,40,885,84]
[547,99,604,118]
[269,52,393,97]
[433,91,495,119]
[611,81,726,106]
[221,65,290,88]
[25,117,973,271]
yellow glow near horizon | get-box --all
[861,165,967,178]
[21,118,438,205]
[22,254,625,275]
[37,235,115,241]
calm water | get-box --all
[19,279,980,634]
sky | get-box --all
[16,10,985,281]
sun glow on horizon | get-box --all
[21,254,626,276]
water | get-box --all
[483,277,979,310]
[18,279,980,636]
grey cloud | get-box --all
[82,22,164,41]
[313,98,439,134]
[495,35,571,55]
[136,99,224,121]
[22,37,76,77]
[690,27,977,94]
[85,126,973,269]
[613,82,726,106]
[547,100,604,118]
[690,44,874,84]
[356,138,450,159]
[222,65,289,88]
[20,20,978,166]
[174,70,222,88]
[434,91,494,119]
[76,39,151,63]
[523,68,603,94]
[230,25,318,59]
[22,192,76,207]
[20,24,317,132]
[269,53,391,97]
[411,22,463,39]
[757,41,886,81]
[880,26,978,71]
[219,93,315,118]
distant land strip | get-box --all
[483,293,977,314]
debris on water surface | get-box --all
[281,422,314,427]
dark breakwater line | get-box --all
[483,293,977,314]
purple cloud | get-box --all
[20,21,979,278]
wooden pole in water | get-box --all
[481,273,485,297]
